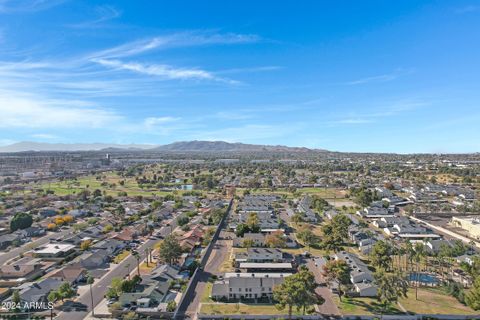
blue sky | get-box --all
[0,0,479,153]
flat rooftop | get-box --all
[34,243,75,254]
[225,272,292,278]
[239,262,293,269]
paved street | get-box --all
[184,231,231,319]
[0,229,71,265]
[306,259,340,316]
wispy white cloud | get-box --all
[0,0,65,13]
[89,31,260,59]
[345,68,414,85]
[330,100,428,125]
[68,5,121,28]
[92,58,223,81]
[0,90,121,128]
[140,116,188,136]
[31,133,59,140]
[144,116,181,127]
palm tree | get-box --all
[87,274,95,316]
[125,263,131,280]
[47,290,60,320]
[397,246,406,272]
[132,250,141,276]
[374,270,408,320]
[413,243,426,300]
[406,241,415,272]
[144,247,150,267]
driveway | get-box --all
[184,230,230,319]
[306,258,341,316]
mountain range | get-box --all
[0,140,323,153]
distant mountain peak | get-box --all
[0,140,327,153]
[0,141,156,153]
[153,140,323,152]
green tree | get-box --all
[12,290,21,312]
[47,290,60,319]
[176,216,190,226]
[93,189,102,198]
[465,275,480,310]
[370,240,393,271]
[274,267,319,319]
[105,277,123,299]
[10,212,33,232]
[374,270,408,317]
[158,234,182,264]
[291,213,304,225]
[321,214,351,252]
[246,212,259,230]
[297,227,317,251]
[242,238,254,248]
[235,223,250,237]
[57,282,76,301]
[265,230,286,248]
[413,242,427,300]
[322,259,350,301]
[167,300,177,312]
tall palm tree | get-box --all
[144,247,150,267]
[406,241,415,273]
[125,263,131,280]
[132,251,141,276]
[87,274,95,317]
[413,243,426,300]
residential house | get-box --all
[73,249,110,270]
[233,233,266,248]
[5,278,63,310]
[357,206,394,219]
[48,265,86,284]
[234,248,284,264]
[211,272,291,300]
[334,251,377,297]
[31,243,76,259]
[118,265,180,308]
[0,257,47,286]
[0,233,22,250]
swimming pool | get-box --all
[408,272,440,284]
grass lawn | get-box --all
[333,296,402,315]
[200,302,310,315]
[219,245,235,273]
[40,171,202,197]
[139,261,156,273]
[237,187,346,200]
[300,187,347,199]
[113,250,130,264]
[399,288,478,315]
[201,282,214,303]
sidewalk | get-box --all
[83,299,113,319]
